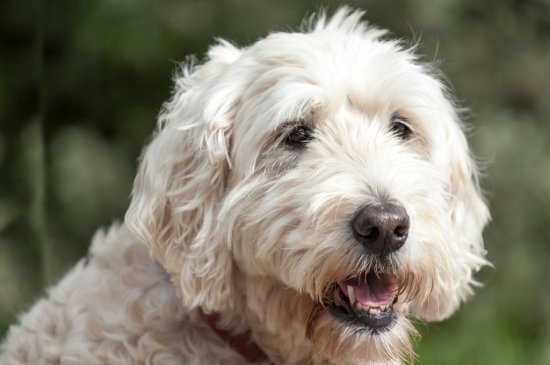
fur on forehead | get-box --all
[226,15,456,178]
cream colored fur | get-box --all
[1,8,489,365]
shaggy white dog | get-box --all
[0,8,489,365]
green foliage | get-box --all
[0,0,548,363]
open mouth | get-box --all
[328,271,398,332]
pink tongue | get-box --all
[342,273,397,307]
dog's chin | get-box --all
[327,270,399,333]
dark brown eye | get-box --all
[284,125,313,149]
[390,116,413,140]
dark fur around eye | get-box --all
[283,125,314,149]
[390,115,413,140]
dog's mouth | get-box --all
[327,271,398,332]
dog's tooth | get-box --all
[369,307,381,315]
[347,285,356,305]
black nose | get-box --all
[352,202,410,255]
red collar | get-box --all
[198,309,270,364]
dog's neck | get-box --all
[199,308,269,364]
[195,275,318,365]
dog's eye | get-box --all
[284,125,313,149]
[390,116,413,140]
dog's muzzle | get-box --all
[321,202,409,332]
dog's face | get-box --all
[126,9,489,364]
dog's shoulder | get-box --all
[0,225,179,364]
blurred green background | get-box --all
[0,0,548,364]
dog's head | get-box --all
[125,8,489,364]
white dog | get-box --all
[0,8,489,365]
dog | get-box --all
[0,7,489,365]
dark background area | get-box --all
[0,0,548,364]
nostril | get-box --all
[393,225,409,238]
[360,226,379,240]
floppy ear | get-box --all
[446,115,490,293]
[125,40,242,311]
[415,107,490,321]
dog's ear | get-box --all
[414,106,490,321]
[125,40,242,311]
